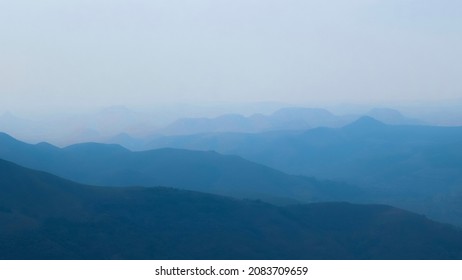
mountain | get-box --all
[0,132,360,205]
[159,107,352,136]
[0,107,424,147]
[0,107,159,147]
[145,118,462,226]
[106,107,422,150]
[1,158,462,260]
[154,107,422,138]
[365,108,424,125]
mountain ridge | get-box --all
[144,119,462,226]
[0,132,361,205]
[1,158,462,260]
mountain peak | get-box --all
[366,108,424,125]
[345,116,386,130]
[63,142,129,154]
[0,132,22,144]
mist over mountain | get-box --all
[0,107,157,146]
[155,107,424,137]
[2,107,461,227]
[103,107,427,150]
[145,117,462,226]
[160,107,350,136]
[0,106,427,148]
[0,103,290,146]
[1,158,462,260]
[0,132,360,205]
[2,0,461,263]
[365,108,424,125]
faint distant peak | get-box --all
[63,142,129,153]
[345,116,386,130]
[365,107,424,125]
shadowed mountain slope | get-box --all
[1,159,462,260]
[0,132,360,204]
[144,118,462,225]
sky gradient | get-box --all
[1,0,461,113]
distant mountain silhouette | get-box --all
[365,108,424,125]
[0,132,361,204]
[106,132,147,150]
[145,119,462,226]
[0,107,425,147]
[102,107,422,150]
[155,107,422,138]
[1,158,462,260]
[0,106,157,147]
[344,116,387,130]
[159,107,350,136]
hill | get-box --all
[1,158,462,260]
[157,107,421,137]
[0,132,360,204]
[144,118,462,226]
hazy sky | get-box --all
[1,0,461,113]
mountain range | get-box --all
[145,117,462,226]
[0,106,423,148]
[160,107,423,135]
[1,110,461,259]
[1,158,462,260]
[0,132,361,205]
[106,107,423,150]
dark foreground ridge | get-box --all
[1,158,462,260]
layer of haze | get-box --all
[1,0,462,115]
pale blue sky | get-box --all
[1,0,461,113]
